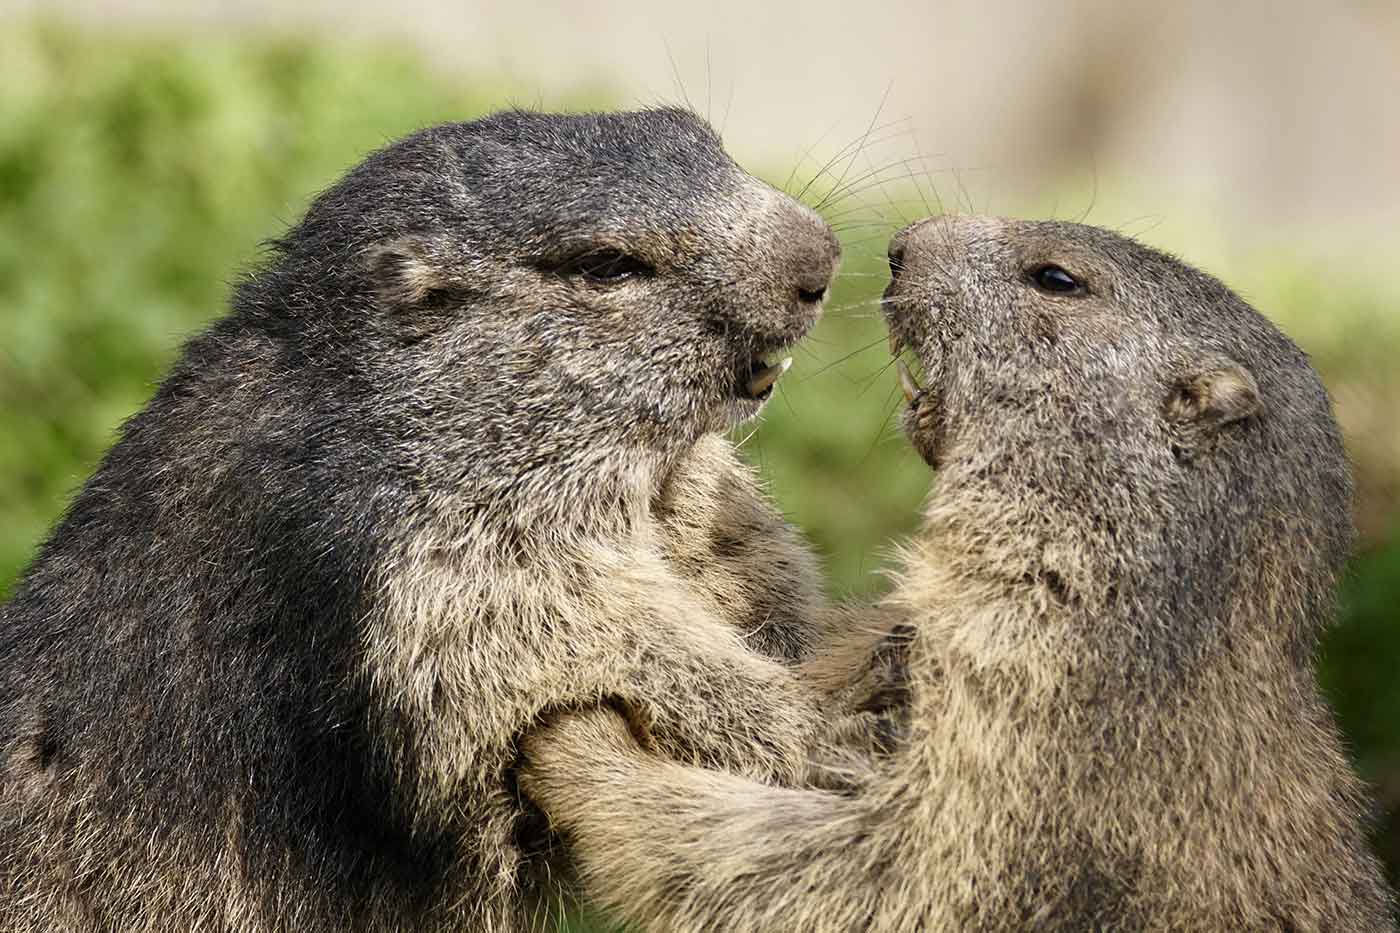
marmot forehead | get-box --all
[280,107,749,268]
[467,107,730,165]
[887,215,1292,357]
[465,108,741,212]
[893,215,1189,296]
[447,108,740,202]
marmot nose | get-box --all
[792,224,841,305]
[796,275,828,305]
[889,215,1003,271]
[887,237,907,279]
[889,218,934,277]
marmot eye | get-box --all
[1029,264,1083,294]
[558,249,654,283]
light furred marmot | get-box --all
[522,215,1398,931]
[0,108,850,932]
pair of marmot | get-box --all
[0,109,1393,931]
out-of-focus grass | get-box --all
[0,23,1397,906]
[0,25,603,584]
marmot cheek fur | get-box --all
[0,108,848,932]
[521,215,1398,932]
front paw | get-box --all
[653,436,824,662]
[518,706,649,817]
[804,707,911,792]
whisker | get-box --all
[825,166,957,221]
[838,232,908,251]
[816,156,937,206]
[817,159,948,214]
[776,376,798,417]
[704,37,712,124]
[909,135,940,218]
[822,296,888,315]
[787,124,917,203]
[1076,158,1101,224]
[796,335,890,383]
[831,218,899,235]
[860,381,906,466]
[794,131,925,210]
[662,39,694,112]
[804,82,894,206]
[782,112,849,196]
[732,422,762,450]
[794,115,914,202]
[720,72,736,139]
[824,197,932,226]
[865,149,910,228]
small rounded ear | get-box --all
[1165,360,1261,432]
[365,236,446,307]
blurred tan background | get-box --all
[7,0,1400,246]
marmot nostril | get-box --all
[888,241,906,278]
[778,205,839,307]
[794,259,833,304]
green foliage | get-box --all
[747,280,932,595]
[1321,534,1400,889]
[0,25,592,585]
[0,23,1396,905]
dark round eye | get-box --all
[559,249,654,283]
[1030,264,1082,294]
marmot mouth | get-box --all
[887,331,922,402]
[888,334,945,469]
[739,355,793,401]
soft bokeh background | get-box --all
[1,0,1397,916]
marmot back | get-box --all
[0,108,846,932]
[522,215,1397,932]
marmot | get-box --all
[0,108,851,932]
[521,215,1398,931]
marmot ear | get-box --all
[365,236,447,307]
[1165,359,1261,432]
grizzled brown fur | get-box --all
[0,108,849,932]
[522,216,1398,932]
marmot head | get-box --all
[236,108,837,515]
[884,216,1352,661]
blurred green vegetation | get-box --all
[1,23,1397,906]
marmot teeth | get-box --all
[889,332,904,356]
[897,359,922,403]
[746,357,792,398]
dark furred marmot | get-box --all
[521,215,1398,931]
[0,108,846,932]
